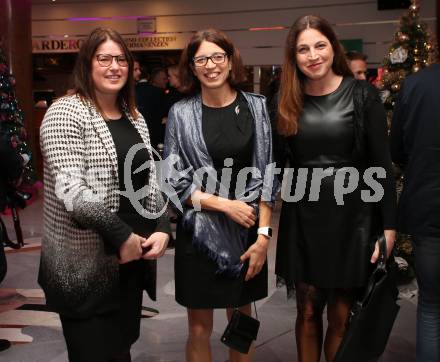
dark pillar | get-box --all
[0,0,35,170]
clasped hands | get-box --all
[119,232,169,264]
[223,199,269,282]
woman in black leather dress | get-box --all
[274,15,397,362]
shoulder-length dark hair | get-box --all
[179,28,247,94]
[278,15,352,136]
[72,27,137,119]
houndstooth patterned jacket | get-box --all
[38,94,164,317]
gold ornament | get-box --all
[414,48,419,54]
[412,63,421,72]
[409,4,419,17]
[391,83,401,92]
[397,32,410,42]
[398,70,406,79]
[426,43,432,51]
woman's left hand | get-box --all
[141,232,170,260]
[240,235,269,281]
[370,229,396,263]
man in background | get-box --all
[150,67,168,90]
[135,67,169,150]
[346,51,368,80]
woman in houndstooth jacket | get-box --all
[38,28,170,362]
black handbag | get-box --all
[334,234,400,362]
[221,307,260,354]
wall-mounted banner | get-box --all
[32,33,190,53]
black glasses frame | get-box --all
[96,54,129,67]
[193,52,228,67]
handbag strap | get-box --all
[356,234,389,309]
[377,234,387,271]
[233,302,259,320]
[253,302,258,320]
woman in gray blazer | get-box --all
[39,28,170,362]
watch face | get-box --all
[258,227,272,238]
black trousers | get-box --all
[59,261,144,362]
[60,313,132,362]
[412,235,440,362]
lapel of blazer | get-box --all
[86,102,119,178]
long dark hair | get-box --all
[72,27,137,119]
[278,15,352,136]
[178,28,246,94]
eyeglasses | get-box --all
[193,52,227,67]
[96,54,129,67]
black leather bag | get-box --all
[221,308,260,354]
[335,234,400,362]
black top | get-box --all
[106,115,169,242]
[289,77,395,228]
[202,93,254,197]
[390,63,440,237]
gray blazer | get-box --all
[39,94,164,317]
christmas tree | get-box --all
[377,0,437,282]
[0,44,36,187]
[378,0,437,126]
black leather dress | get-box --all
[276,77,396,291]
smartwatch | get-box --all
[257,226,272,238]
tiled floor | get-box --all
[0,194,418,361]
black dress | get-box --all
[276,77,396,291]
[60,116,169,361]
[175,93,268,308]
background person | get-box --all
[136,67,169,150]
[274,15,396,362]
[0,135,24,352]
[390,63,440,362]
[346,50,368,80]
[39,28,170,362]
[166,64,185,106]
[132,59,142,83]
[163,28,277,362]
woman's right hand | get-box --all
[223,200,256,228]
[118,233,143,264]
